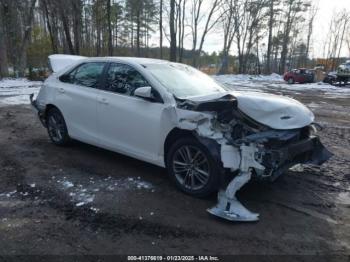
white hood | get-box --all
[49,54,86,73]
[231,91,314,130]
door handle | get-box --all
[58,88,65,93]
[99,98,109,105]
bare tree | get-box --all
[17,0,37,76]
[177,0,186,62]
[159,0,163,58]
[0,1,9,78]
[265,0,279,73]
[304,2,317,67]
[279,0,309,74]
[233,0,268,73]
[324,10,350,70]
[58,0,75,54]
[189,0,221,67]
[107,0,113,55]
[169,0,176,61]
[218,0,236,74]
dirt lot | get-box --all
[0,86,349,259]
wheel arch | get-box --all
[163,128,223,168]
[163,128,195,166]
[43,104,67,128]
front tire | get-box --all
[166,137,221,197]
[46,107,70,146]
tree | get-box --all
[218,0,236,74]
[107,0,113,55]
[169,0,176,61]
[0,1,9,78]
[15,0,38,76]
[279,0,309,74]
[265,0,280,73]
[159,0,163,58]
[304,3,317,67]
[189,0,222,67]
[233,0,269,73]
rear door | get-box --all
[97,63,166,163]
[54,62,106,144]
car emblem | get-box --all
[281,115,292,120]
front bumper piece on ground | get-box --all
[208,136,332,222]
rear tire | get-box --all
[166,137,221,197]
[46,107,70,146]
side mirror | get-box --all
[59,74,70,83]
[134,86,153,100]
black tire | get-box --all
[166,137,221,197]
[46,107,71,146]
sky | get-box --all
[151,0,350,59]
[312,0,350,58]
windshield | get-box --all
[145,63,226,98]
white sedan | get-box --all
[31,55,331,221]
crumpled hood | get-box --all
[230,91,314,129]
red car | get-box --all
[283,68,315,84]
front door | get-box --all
[97,63,166,163]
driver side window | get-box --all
[104,63,149,96]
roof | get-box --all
[49,54,172,73]
[91,57,170,66]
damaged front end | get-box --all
[175,93,332,222]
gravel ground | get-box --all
[0,80,349,260]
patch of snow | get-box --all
[90,207,100,213]
[55,173,154,208]
[0,78,42,106]
[2,190,17,198]
[0,78,42,88]
[307,102,320,108]
[135,181,152,190]
[337,191,350,206]
[214,74,350,98]
[62,181,74,189]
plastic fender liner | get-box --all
[194,134,228,186]
[307,137,333,165]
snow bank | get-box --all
[0,78,42,89]
[215,73,283,84]
[214,74,350,97]
[0,78,42,106]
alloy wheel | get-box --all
[47,114,65,143]
[172,145,210,191]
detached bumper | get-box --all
[261,136,332,181]
[29,94,46,127]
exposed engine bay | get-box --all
[173,92,332,221]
